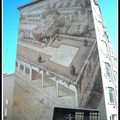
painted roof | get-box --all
[17,0,44,10]
[17,35,95,82]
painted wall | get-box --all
[18,0,96,43]
[13,0,115,120]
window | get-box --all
[114,59,117,69]
[4,108,7,117]
[16,61,18,67]
[5,98,8,105]
[75,112,84,120]
[101,40,108,55]
[25,66,30,75]
[105,62,112,78]
[108,87,115,104]
[113,71,117,82]
[93,0,98,5]
[20,64,24,71]
[112,114,117,120]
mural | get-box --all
[19,0,96,45]
[13,0,117,120]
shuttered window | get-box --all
[105,62,112,78]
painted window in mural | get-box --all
[25,66,30,75]
[16,61,18,68]
[20,64,24,72]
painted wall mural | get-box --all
[19,0,96,45]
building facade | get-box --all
[12,0,118,120]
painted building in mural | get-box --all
[12,0,118,120]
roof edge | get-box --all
[3,73,15,77]
[17,0,44,10]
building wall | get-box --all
[3,74,14,120]
[13,0,118,120]
[90,0,118,119]
[14,0,101,119]
[12,71,76,120]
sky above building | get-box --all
[3,0,118,74]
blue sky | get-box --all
[3,0,118,74]
[99,0,118,56]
